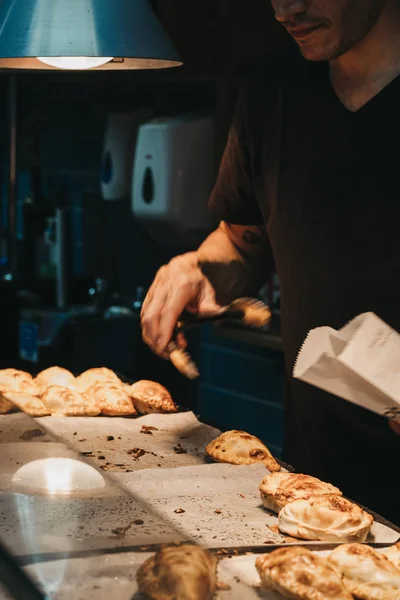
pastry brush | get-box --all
[167,297,271,380]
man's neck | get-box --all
[330,2,400,111]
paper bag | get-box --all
[293,312,400,422]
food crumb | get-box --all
[214,509,222,514]
[98,455,105,460]
[106,435,114,441]
[134,519,144,525]
[174,508,185,514]
[127,448,146,460]
[173,443,187,454]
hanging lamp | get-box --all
[0,0,182,70]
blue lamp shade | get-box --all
[0,0,182,70]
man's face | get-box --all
[271,0,387,61]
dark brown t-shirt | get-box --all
[209,52,400,524]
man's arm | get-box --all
[197,221,274,305]
[141,221,274,356]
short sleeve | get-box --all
[208,79,264,226]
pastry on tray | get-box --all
[0,390,49,417]
[75,367,122,392]
[136,544,217,600]
[41,385,100,416]
[206,430,281,472]
[256,547,353,600]
[0,369,38,394]
[259,472,342,513]
[0,393,17,414]
[382,542,400,569]
[278,494,373,543]
[86,383,137,416]
[329,544,400,599]
[127,380,178,414]
[34,366,76,393]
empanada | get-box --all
[35,366,76,393]
[42,385,100,416]
[206,430,281,472]
[1,390,49,417]
[278,494,373,542]
[382,542,400,569]
[128,380,178,414]
[329,543,400,600]
[0,369,38,394]
[0,393,17,414]
[86,383,136,416]
[75,367,121,391]
[260,472,342,513]
[136,544,217,600]
[256,547,353,600]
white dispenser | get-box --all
[131,113,217,246]
[101,108,153,201]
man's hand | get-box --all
[389,420,400,435]
[141,252,223,359]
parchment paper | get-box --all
[112,463,399,548]
[35,411,221,472]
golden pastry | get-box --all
[0,390,49,417]
[256,547,353,600]
[136,544,217,600]
[75,367,122,391]
[0,393,17,414]
[278,494,373,543]
[35,366,76,393]
[128,380,178,414]
[329,543,400,600]
[206,430,281,472]
[382,542,400,569]
[259,472,342,513]
[0,369,37,394]
[86,383,136,416]
[41,385,100,416]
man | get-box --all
[141,0,400,524]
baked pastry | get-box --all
[206,430,281,472]
[41,385,100,416]
[0,391,49,417]
[256,547,353,600]
[75,367,121,392]
[35,366,76,393]
[278,494,373,542]
[0,369,38,394]
[0,393,17,414]
[329,543,400,599]
[259,472,342,513]
[128,380,178,414]
[86,383,136,416]
[383,542,400,569]
[136,544,217,600]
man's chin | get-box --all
[297,44,331,62]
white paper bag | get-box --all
[293,312,400,422]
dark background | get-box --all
[0,0,294,456]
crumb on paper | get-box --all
[19,429,45,441]
[174,508,185,514]
[127,448,146,460]
[268,525,280,534]
[140,425,158,435]
[214,509,222,514]
[78,439,87,442]
[80,451,94,457]
[216,581,231,591]
[173,443,187,454]
[98,455,105,460]
[239,494,246,498]
[215,549,229,556]
[106,435,114,441]
[109,519,144,538]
